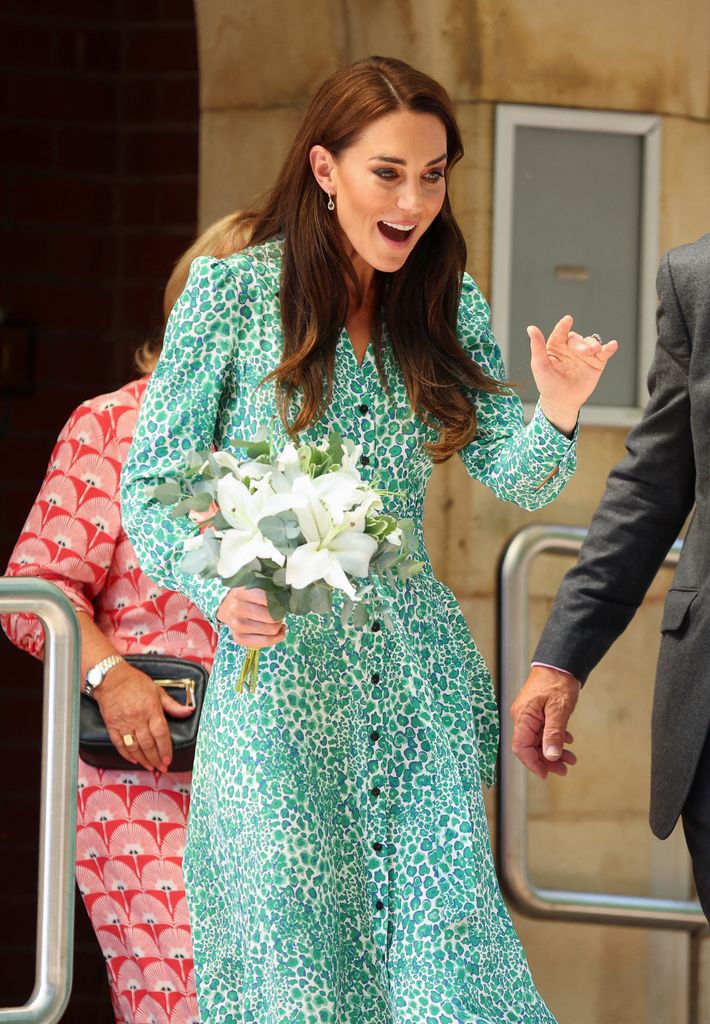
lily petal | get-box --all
[286,542,332,589]
[329,530,378,577]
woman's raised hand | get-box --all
[529,315,618,435]
[217,587,286,649]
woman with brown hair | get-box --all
[122,56,616,1022]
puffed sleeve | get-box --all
[121,256,240,625]
[1,400,122,657]
[457,274,577,510]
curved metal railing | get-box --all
[0,579,80,1024]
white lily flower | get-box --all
[339,441,364,475]
[285,475,378,598]
[210,450,244,475]
[311,471,367,524]
[215,474,305,577]
[275,442,300,471]
[386,527,403,546]
[238,460,273,482]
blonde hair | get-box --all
[135,211,252,374]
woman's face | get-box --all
[315,109,449,278]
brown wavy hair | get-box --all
[237,55,506,462]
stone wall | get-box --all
[194,2,710,1020]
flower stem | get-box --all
[236,647,260,694]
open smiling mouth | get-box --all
[377,220,416,243]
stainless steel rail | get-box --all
[0,579,80,1024]
[498,524,707,1019]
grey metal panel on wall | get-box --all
[509,127,642,407]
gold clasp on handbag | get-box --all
[153,678,196,708]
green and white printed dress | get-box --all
[122,240,575,1024]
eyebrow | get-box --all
[368,153,448,167]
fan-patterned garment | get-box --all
[122,240,577,1024]
[2,378,216,1024]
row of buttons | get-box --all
[368,634,386,918]
[359,402,371,466]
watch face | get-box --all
[86,665,102,687]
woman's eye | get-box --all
[424,169,445,183]
[374,168,398,180]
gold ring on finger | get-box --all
[123,733,135,747]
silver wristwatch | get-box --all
[84,654,125,698]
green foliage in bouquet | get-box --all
[147,431,423,691]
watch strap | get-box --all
[84,654,125,697]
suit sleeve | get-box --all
[533,252,696,682]
[457,274,578,510]
[120,256,239,626]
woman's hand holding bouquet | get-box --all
[148,432,422,692]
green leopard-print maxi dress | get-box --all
[122,240,575,1024]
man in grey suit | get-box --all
[511,233,710,921]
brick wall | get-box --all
[0,1,199,1019]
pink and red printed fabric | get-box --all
[2,377,216,1024]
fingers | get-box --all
[159,690,196,718]
[217,586,286,649]
[108,727,141,767]
[126,712,172,772]
[102,686,174,771]
[541,702,574,760]
[231,623,287,649]
[513,740,550,780]
[545,314,574,350]
[527,325,549,379]
[568,333,619,365]
[511,667,580,778]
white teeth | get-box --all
[382,221,416,231]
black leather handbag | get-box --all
[79,654,208,772]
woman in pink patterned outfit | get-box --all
[1,212,247,1024]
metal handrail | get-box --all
[0,579,80,1024]
[497,524,706,931]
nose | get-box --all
[396,181,424,217]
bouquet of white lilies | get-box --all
[148,432,423,692]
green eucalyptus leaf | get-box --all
[288,583,333,616]
[374,548,400,572]
[191,490,215,510]
[351,601,369,629]
[258,515,301,554]
[397,559,425,581]
[327,431,345,464]
[220,562,259,589]
[266,590,290,621]
[340,596,355,627]
[232,437,271,459]
[169,498,194,518]
[180,542,217,576]
[308,583,333,615]
[147,480,182,505]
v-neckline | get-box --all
[339,326,374,371]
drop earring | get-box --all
[327,190,335,211]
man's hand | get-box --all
[510,665,581,779]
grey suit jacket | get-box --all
[534,232,710,839]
